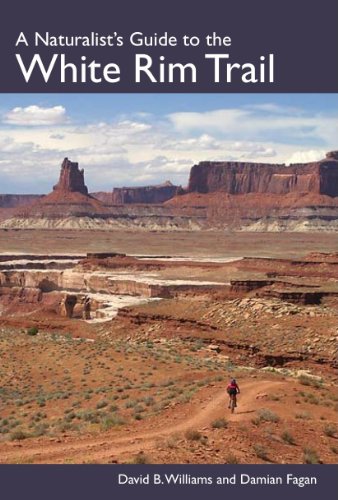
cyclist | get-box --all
[227,378,240,409]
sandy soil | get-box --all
[1,229,338,258]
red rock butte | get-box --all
[186,151,338,197]
[111,181,180,204]
[53,157,88,195]
[11,158,110,219]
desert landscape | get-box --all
[0,154,337,464]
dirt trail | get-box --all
[0,380,283,463]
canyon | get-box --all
[0,152,337,465]
[0,241,337,465]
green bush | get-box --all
[27,327,38,336]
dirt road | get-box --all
[0,380,283,463]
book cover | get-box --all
[0,1,337,499]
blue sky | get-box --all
[0,93,337,193]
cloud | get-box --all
[163,134,222,151]
[49,133,65,140]
[167,107,338,146]
[168,109,247,134]
[3,105,67,126]
[230,142,276,158]
[286,149,326,164]
[0,136,35,154]
[244,103,302,115]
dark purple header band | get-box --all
[1,0,337,92]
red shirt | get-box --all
[227,382,239,392]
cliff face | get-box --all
[0,194,42,208]
[111,181,179,204]
[187,152,338,197]
[53,158,88,195]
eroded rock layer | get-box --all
[111,181,180,204]
[187,152,338,196]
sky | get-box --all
[0,93,337,194]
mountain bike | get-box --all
[229,393,237,413]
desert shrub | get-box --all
[303,447,320,464]
[143,396,155,406]
[58,422,78,432]
[225,453,240,464]
[281,430,296,445]
[96,400,108,410]
[165,434,179,449]
[253,444,269,461]
[252,408,280,425]
[64,411,76,421]
[125,399,137,409]
[298,375,322,388]
[295,411,312,420]
[323,424,337,437]
[79,410,99,423]
[211,418,228,429]
[100,414,125,430]
[10,430,29,441]
[31,423,49,437]
[330,446,338,455]
[304,393,320,405]
[27,327,38,336]
[131,452,150,464]
[258,409,280,422]
[185,429,202,441]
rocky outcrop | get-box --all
[187,155,338,197]
[111,181,179,204]
[53,158,88,195]
[60,294,77,317]
[0,194,42,208]
[10,159,110,219]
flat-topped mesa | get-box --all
[53,158,88,195]
[187,153,338,197]
[111,181,180,204]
